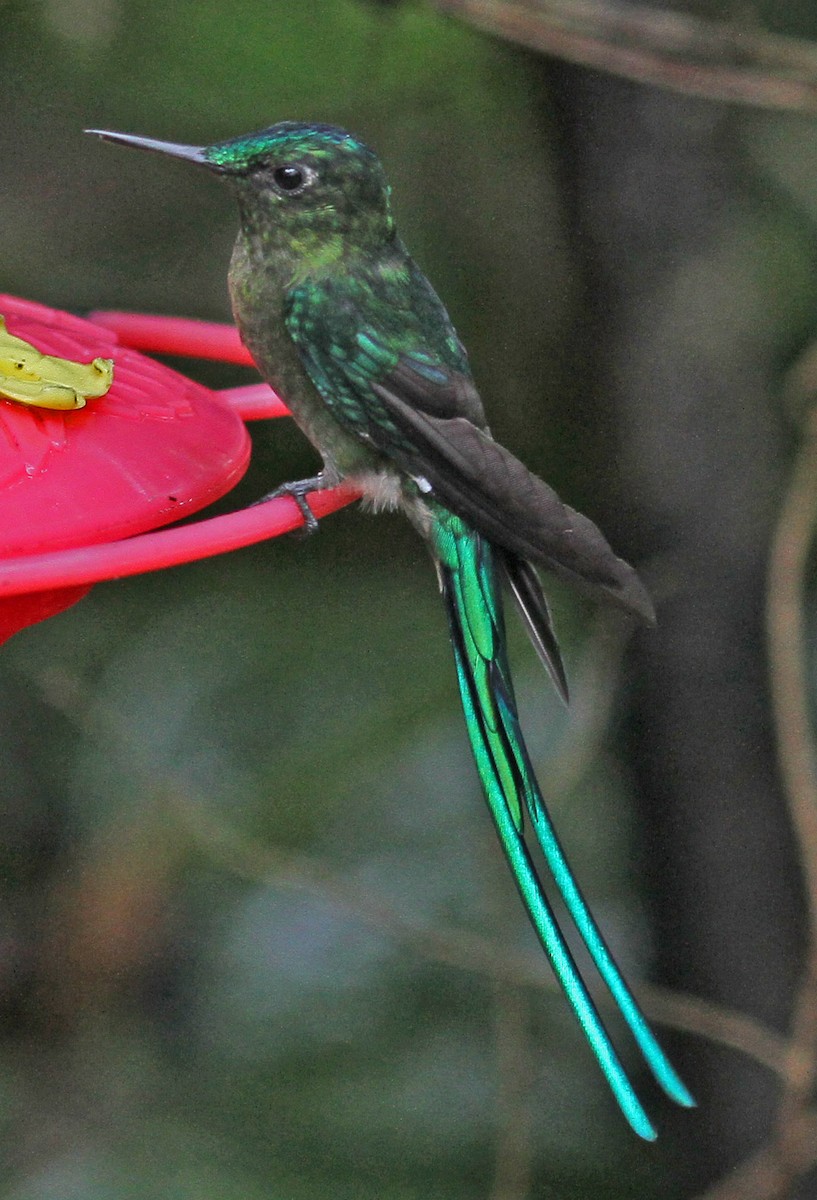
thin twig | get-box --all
[767,409,817,934]
[435,0,817,114]
[698,378,817,1200]
[687,369,817,1200]
[765,401,817,1195]
[639,986,786,1080]
[691,392,817,1200]
[168,788,788,1080]
[695,1109,817,1200]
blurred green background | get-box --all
[1,1,817,1196]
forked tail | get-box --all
[430,506,694,1139]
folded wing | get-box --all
[371,362,654,623]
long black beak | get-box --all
[85,129,215,168]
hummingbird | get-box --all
[87,121,693,1138]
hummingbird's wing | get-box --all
[370,365,653,623]
[285,267,653,624]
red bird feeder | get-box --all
[0,295,359,644]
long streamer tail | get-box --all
[430,507,694,1139]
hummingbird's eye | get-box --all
[272,164,308,194]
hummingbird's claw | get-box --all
[251,475,325,535]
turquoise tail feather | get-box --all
[430,506,693,1138]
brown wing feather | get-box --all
[372,377,655,624]
[498,550,570,703]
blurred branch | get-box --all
[435,0,817,114]
[694,359,817,1199]
[763,384,817,1196]
[169,789,787,1080]
[696,1112,817,1200]
[768,405,817,980]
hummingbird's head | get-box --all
[87,122,396,264]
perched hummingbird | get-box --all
[87,122,693,1137]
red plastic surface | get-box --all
[0,587,92,644]
[87,312,289,419]
[0,296,248,640]
[0,296,252,556]
[0,297,361,643]
[209,383,288,422]
[0,482,359,597]
[87,310,255,365]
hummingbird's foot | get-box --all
[251,475,325,534]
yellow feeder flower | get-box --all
[0,315,113,409]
